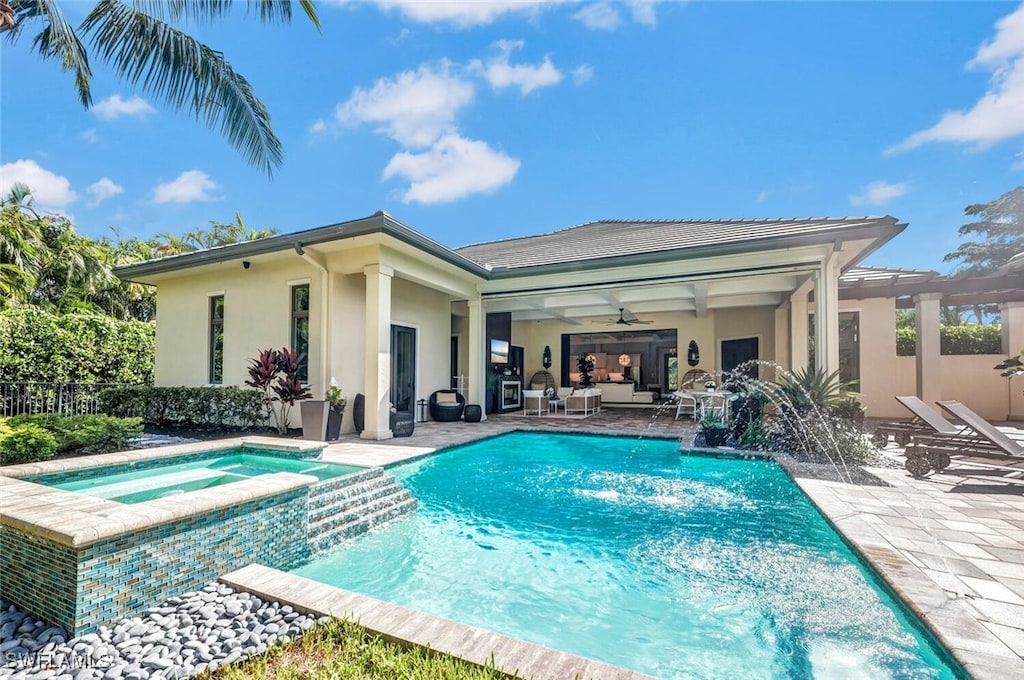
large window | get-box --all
[209,295,224,384]
[291,284,310,382]
[839,311,860,390]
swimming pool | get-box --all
[293,431,961,679]
[28,451,360,504]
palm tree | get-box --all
[0,183,43,305]
[1,1,320,176]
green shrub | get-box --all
[896,324,1002,356]
[0,308,154,383]
[98,385,268,430]
[0,422,58,464]
[9,414,143,454]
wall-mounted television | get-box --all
[490,338,510,364]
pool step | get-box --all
[305,467,417,554]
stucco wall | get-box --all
[845,298,1015,420]
[154,259,320,389]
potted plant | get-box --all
[699,410,730,447]
[325,377,347,440]
[576,353,595,388]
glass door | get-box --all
[391,325,416,413]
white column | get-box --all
[914,292,943,407]
[467,298,487,419]
[774,303,791,381]
[362,264,394,440]
[813,254,840,375]
[789,283,811,374]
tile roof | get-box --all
[454,216,899,270]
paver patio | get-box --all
[315,407,1024,680]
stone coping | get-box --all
[0,437,326,548]
[220,564,653,680]
[0,435,324,479]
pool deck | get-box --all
[310,408,1024,680]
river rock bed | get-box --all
[0,583,325,679]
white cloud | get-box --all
[629,0,658,27]
[153,170,220,204]
[890,4,1024,155]
[573,2,621,31]
[309,119,328,135]
[367,0,552,27]
[1014,150,1024,171]
[383,134,520,204]
[81,129,97,143]
[0,159,78,211]
[92,94,156,121]
[337,62,474,147]
[849,180,910,207]
[471,40,563,95]
[756,190,769,203]
[572,64,594,85]
[86,177,124,207]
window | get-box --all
[839,311,860,390]
[291,284,310,382]
[209,295,224,384]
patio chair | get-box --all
[871,395,964,447]
[673,391,698,420]
[903,400,1024,476]
[565,388,601,415]
[679,369,712,390]
[429,390,465,422]
[523,390,550,416]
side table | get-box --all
[463,404,483,422]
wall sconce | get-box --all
[242,260,251,269]
[618,353,631,367]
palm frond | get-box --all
[11,0,93,106]
[82,0,283,175]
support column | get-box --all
[914,292,943,407]
[1001,301,1024,420]
[362,264,393,440]
[813,254,840,375]
[789,281,812,374]
[774,303,791,381]
[467,298,487,420]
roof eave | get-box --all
[114,211,492,282]
[482,218,906,278]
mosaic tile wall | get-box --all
[0,489,309,634]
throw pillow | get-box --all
[436,392,457,404]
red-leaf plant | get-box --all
[245,347,313,434]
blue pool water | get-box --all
[293,432,961,679]
[39,453,359,503]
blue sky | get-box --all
[2,1,1023,272]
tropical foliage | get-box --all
[245,348,312,434]
[944,185,1024,276]
[0,308,154,383]
[1,186,277,323]
[896,324,1003,356]
[1,0,320,175]
[99,385,268,429]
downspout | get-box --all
[296,242,331,395]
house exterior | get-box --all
[115,210,1022,438]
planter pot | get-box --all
[326,407,344,440]
[300,400,329,441]
[702,426,730,447]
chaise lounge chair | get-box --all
[871,395,964,447]
[903,400,1024,476]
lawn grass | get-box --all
[205,617,521,679]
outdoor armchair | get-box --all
[429,390,465,422]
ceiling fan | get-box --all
[598,307,653,326]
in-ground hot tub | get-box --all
[0,437,338,634]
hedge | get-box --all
[0,308,155,384]
[8,413,143,455]
[98,385,268,430]
[896,324,1002,356]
